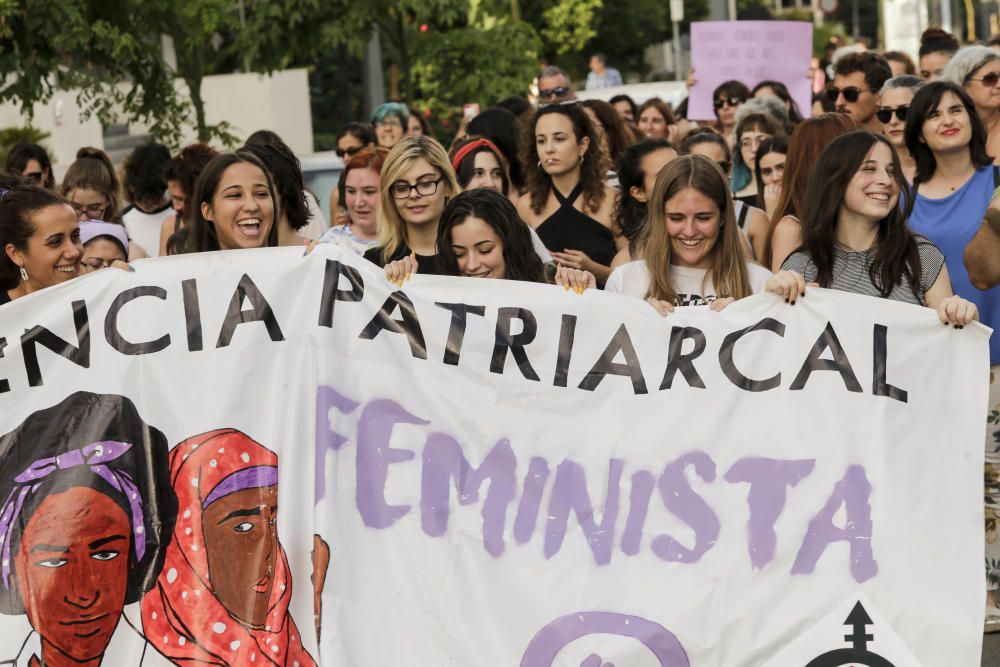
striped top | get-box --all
[780,237,945,306]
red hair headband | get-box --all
[451,138,504,172]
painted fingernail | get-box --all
[405,273,411,281]
[953,324,960,329]
[128,265,136,272]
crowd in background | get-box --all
[1,24,1000,631]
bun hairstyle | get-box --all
[919,27,959,57]
[61,147,123,223]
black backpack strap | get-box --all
[737,202,749,229]
[993,164,999,189]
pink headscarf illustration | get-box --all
[141,429,316,666]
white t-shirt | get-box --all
[605,259,772,304]
[122,203,175,258]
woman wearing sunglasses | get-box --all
[943,46,1000,162]
[712,80,751,146]
[905,82,1000,625]
[877,75,924,182]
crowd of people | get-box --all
[1,24,999,631]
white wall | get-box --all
[127,68,314,154]
[0,89,104,170]
[0,68,314,170]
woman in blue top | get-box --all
[904,79,1000,626]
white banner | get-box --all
[0,246,988,666]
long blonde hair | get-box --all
[640,154,752,303]
[375,135,459,260]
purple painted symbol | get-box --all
[520,612,690,667]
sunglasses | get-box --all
[713,97,744,110]
[968,71,1000,88]
[538,86,570,100]
[23,171,44,184]
[826,86,873,103]
[336,145,364,159]
[875,105,909,123]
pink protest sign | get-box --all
[688,21,814,121]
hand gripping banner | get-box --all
[0,246,989,666]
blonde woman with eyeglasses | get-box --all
[363,135,460,281]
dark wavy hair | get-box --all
[0,392,177,614]
[164,143,220,217]
[436,188,545,283]
[4,143,55,189]
[177,150,278,253]
[615,139,676,245]
[904,80,992,185]
[582,98,631,167]
[243,133,312,231]
[799,131,924,300]
[0,180,70,290]
[123,143,171,207]
[522,102,606,215]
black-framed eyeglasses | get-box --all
[336,145,364,159]
[71,202,108,217]
[23,171,44,185]
[391,177,442,200]
[826,86,873,103]
[968,71,1000,88]
[539,86,570,100]
[713,96,744,110]
[875,105,909,123]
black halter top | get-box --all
[536,183,615,267]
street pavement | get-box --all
[985,632,999,665]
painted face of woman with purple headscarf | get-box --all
[0,392,175,667]
[15,485,131,663]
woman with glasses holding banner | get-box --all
[905,82,1000,627]
[943,46,1000,162]
[363,135,459,279]
[516,102,620,285]
[877,75,924,183]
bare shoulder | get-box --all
[516,192,539,227]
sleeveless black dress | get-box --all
[535,183,615,267]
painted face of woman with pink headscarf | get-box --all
[141,429,316,666]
